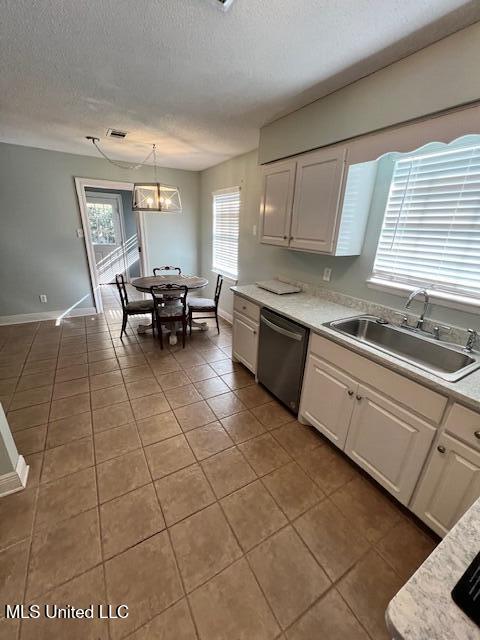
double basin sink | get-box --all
[324,315,480,382]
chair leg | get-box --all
[189,311,193,335]
[151,311,155,337]
[158,316,163,350]
[216,311,220,335]
[121,312,128,338]
[182,318,187,348]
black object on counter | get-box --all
[451,550,480,626]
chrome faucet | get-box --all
[465,329,478,352]
[405,288,430,330]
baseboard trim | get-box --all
[0,455,29,498]
[218,308,233,325]
[0,307,97,326]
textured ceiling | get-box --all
[1,0,479,170]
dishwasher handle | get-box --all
[261,315,303,341]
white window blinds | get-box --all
[212,187,240,279]
[372,145,480,299]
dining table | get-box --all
[131,273,208,345]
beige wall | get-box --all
[259,22,480,164]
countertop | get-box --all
[231,284,480,412]
[385,497,480,640]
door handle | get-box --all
[474,430,480,440]
[356,395,363,401]
[347,390,354,396]
[437,445,446,454]
[260,316,303,341]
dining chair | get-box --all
[115,274,154,338]
[188,274,223,334]
[150,284,188,349]
[153,266,182,275]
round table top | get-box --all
[131,274,208,293]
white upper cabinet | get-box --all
[259,160,296,247]
[259,145,376,256]
[290,146,347,253]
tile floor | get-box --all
[0,285,438,640]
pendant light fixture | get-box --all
[132,144,182,213]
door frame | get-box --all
[75,177,149,314]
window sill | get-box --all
[212,269,238,285]
[366,278,480,315]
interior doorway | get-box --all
[75,178,149,313]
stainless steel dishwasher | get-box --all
[257,308,309,414]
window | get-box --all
[87,202,116,244]
[371,144,480,302]
[212,187,240,279]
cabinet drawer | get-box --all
[310,332,447,424]
[444,403,480,451]
[234,295,260,322]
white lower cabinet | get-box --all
[232,312,259,374]
[299,354,356,448]
[412,434,480,537]
[344,385,435,505]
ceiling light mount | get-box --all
[210,0,235,11]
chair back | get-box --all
[153,266,182,276]
[115,273,129,309]
[150,284,188,316]
[214,274,223,305]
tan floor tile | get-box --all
[251,401,295,430]
[221,410,265,444]
[94,422,141,463]
[296,443,357,494]
[27,508,102,599]
[174,400,217,432]
[92,401,134,433]
[174,351,205,367]
[0,377,17,397]
[46,411,92,448]
[88,348,116,363]
[338,550,404,640]
[150,356,182,375]
[186,421,233,460]
[105,532,183,639]
[23,357,57,374]
[263,461,322,520]
[10,385,52,410]
[194,376,230,399]
[220,370,254,390]
[184,363,217,382]
[165,384,203,409]
[57,353,88,369]
[239,433,291,476]
[100,484,165,559]
[376,518,437,582]
[170,503,241,592]
[206,392,246,419]
[17,370,55,391]
[197,346,225,363]
[156,370,191,390]
[272,421,323,458]
[145,434,195,479]
[50,392,90,421]
[129,599,196,640]
[155,464,215,526]
[131,392,170,419]
[234,384,272,408]
[121,364,152,383]
[189,558,280,640]
[7,403,50,431]
[36,466,97,529]
[221,480,287,551]
[210,359,240,375]
[13,424,47,455]
[0,540,29,609]
[97,448,150,503]
[90,383,128,409]
[41,436,94,483]
[52,377,89,400]
[287,588,370,640]
[248,526,330,629]
[137,411,181,446]
[0,615,18,640]
[201,447,256,498]
[89,369,124,390]
[88,357,119,376]
[331,476,403,543]
[21,566,108,640]
[295,498,370,581]
[126,377,161,399]
[118,354,147,369]
[55,363,89,382]
[24,451,43,488]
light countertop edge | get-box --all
[230,285,480,413]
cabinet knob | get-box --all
[347,390,354,396]
[283,235,287,240]
[356,395,362,401]
[437,445,446,454]
[474,430,480,440]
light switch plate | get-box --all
[76,228,84,238]
[323,268,332,282]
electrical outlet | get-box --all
[39,294,47,303]
[253,224,257,236]
[323,268,332,282]
[76,228,84,238]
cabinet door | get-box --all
[412,434,480,537]
[345,385,436,505]
[232,313,259,374]
[290,146,347,254]
[259,160,296,247]
[299,354,357,449]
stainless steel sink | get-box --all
[324,315,480,382]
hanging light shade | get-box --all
[132,183,182,212]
